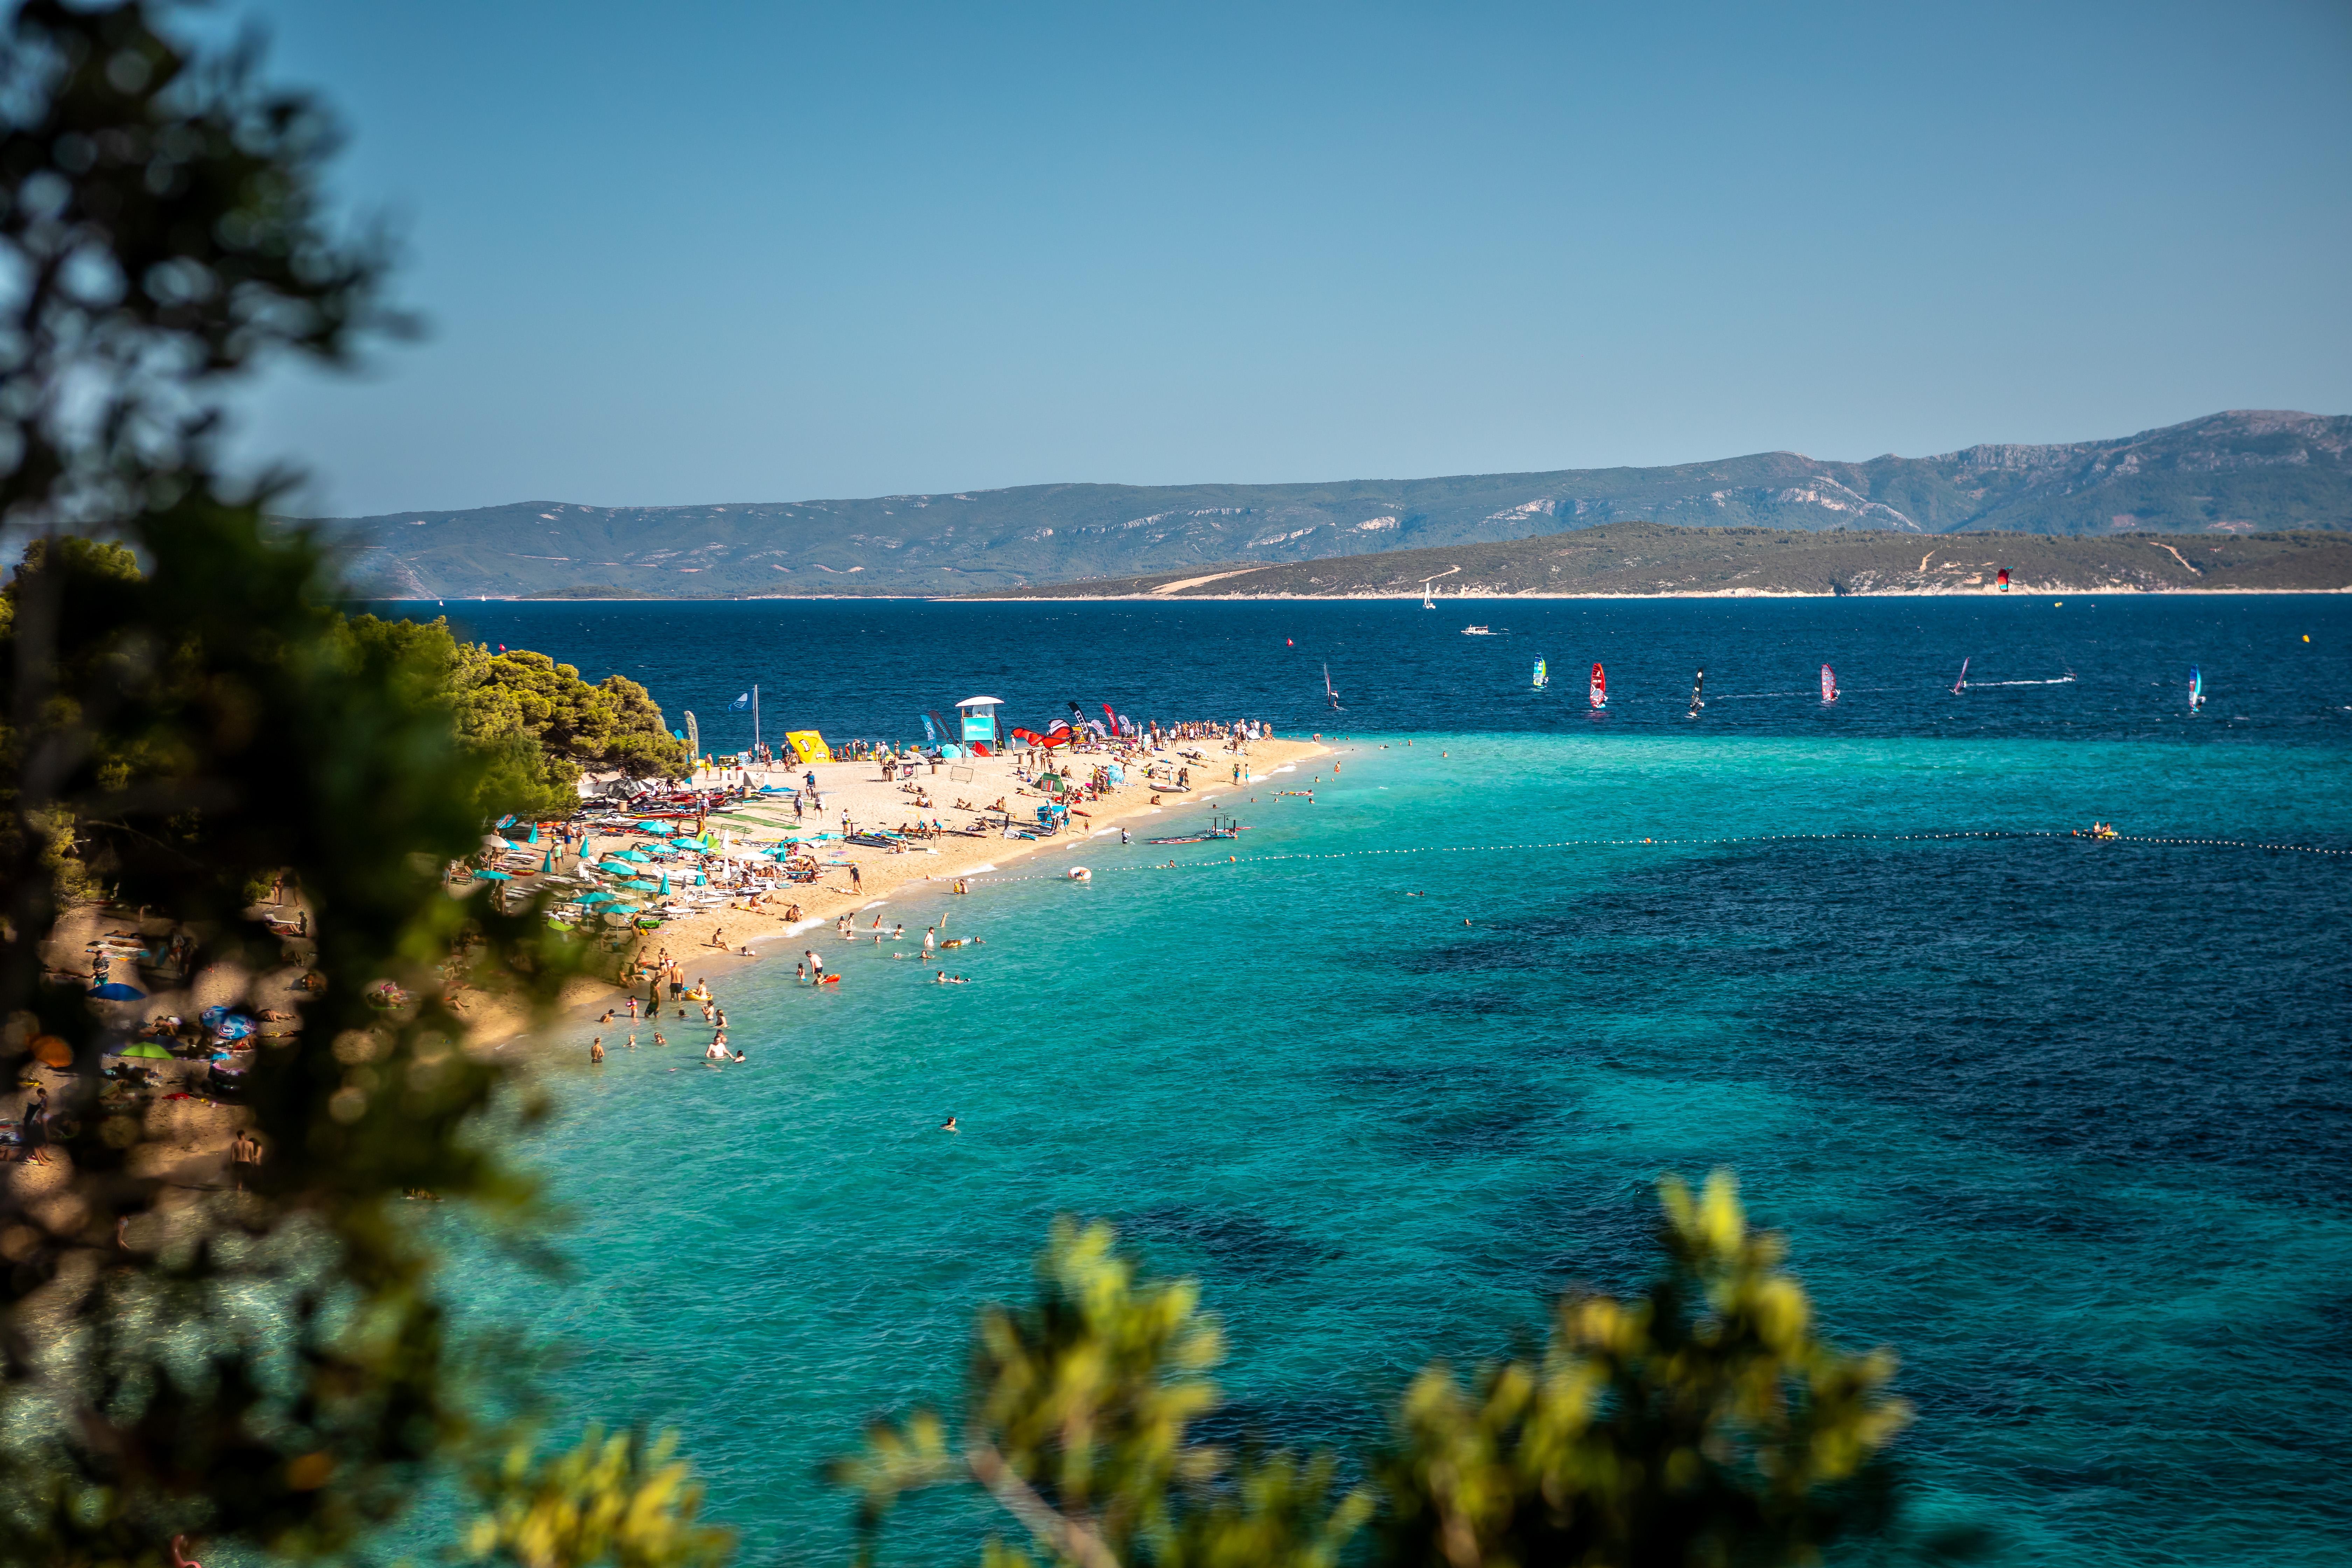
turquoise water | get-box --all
[438,711,2352,1564]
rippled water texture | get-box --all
[401,596,2351,1566]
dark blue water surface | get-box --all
[379,594,2351,752]
[372,596,2352,1567]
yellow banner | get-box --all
[784,730,831,764]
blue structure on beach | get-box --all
[957,695,1002,751]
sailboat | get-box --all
[2189,665,2204,712]
[1952,657,1970,695]
[1323,663,1343,711]
[1532,656,1548,691]
[1687,668,1705,718]
[1821,664,1840,703]
[1588,662,1607,710]
[1422,579,1436,609]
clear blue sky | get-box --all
[221,0,2352,515]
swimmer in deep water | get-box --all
[940,1116,958,1133]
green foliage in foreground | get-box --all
[828,1176,1911,1568]
[0,2,583,1559]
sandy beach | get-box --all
[457,733,1332,1047]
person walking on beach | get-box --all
[850,863,862,891]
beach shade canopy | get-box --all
[482,833,512,849]
[30,1035,72,1068]
[115,1041,174,1060]
[634,821,676,835]
[575,890,618,904]
[90,981,146,1000]
[475,868,512,881]
[621,878,659,891]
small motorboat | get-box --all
[1462,625,1494,636]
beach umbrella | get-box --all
[541,848,554,873]
[116,1042,174,1060]
[482,833,512,850]
[90,981,146,1001]
[476,869,512,881]
[659,870,671,895]
[30,1034,71,1068]
[576,890,617,904]
[621,878,659,892]
[526,824,540,845]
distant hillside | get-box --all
[305,410,2350,600]
[979,523,2352,599]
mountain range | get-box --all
[982,522,2352,599]
[310,409,2350,600]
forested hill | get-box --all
[982,524,2352,599]
[309,409,2350,600]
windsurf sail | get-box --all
[1324,663,1343,710]
[1952,657,1970,695]
[1588,662,1607,710]
[1532,656,1548,690]
[1687,668,1705,718]
[2189,665,2204,711]
[1996,568,2011,592]
[1821,663,1839,703]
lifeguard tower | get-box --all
[956,696,1003,754]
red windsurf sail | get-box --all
[1588,662,1607,709]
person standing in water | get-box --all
[589,1037,605,1063]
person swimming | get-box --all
[940,1115,958,1133]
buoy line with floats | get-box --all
[945,827,2351,886]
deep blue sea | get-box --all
[380,596,2352,1566]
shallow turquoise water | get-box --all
[441,722,2352,1566]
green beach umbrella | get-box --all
[116,1042,174,1060]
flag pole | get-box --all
[753,685,761,762]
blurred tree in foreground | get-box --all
[0,1,587,1559]
[835,1175,1914,1568]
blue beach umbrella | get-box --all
[526,824,539,845]
[659,870,671,895]
[476,869,512,881]
[622,878,659,892]
[90,981,146,1001]
[576,890,617,905]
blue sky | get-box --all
[220,1,2352,515]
